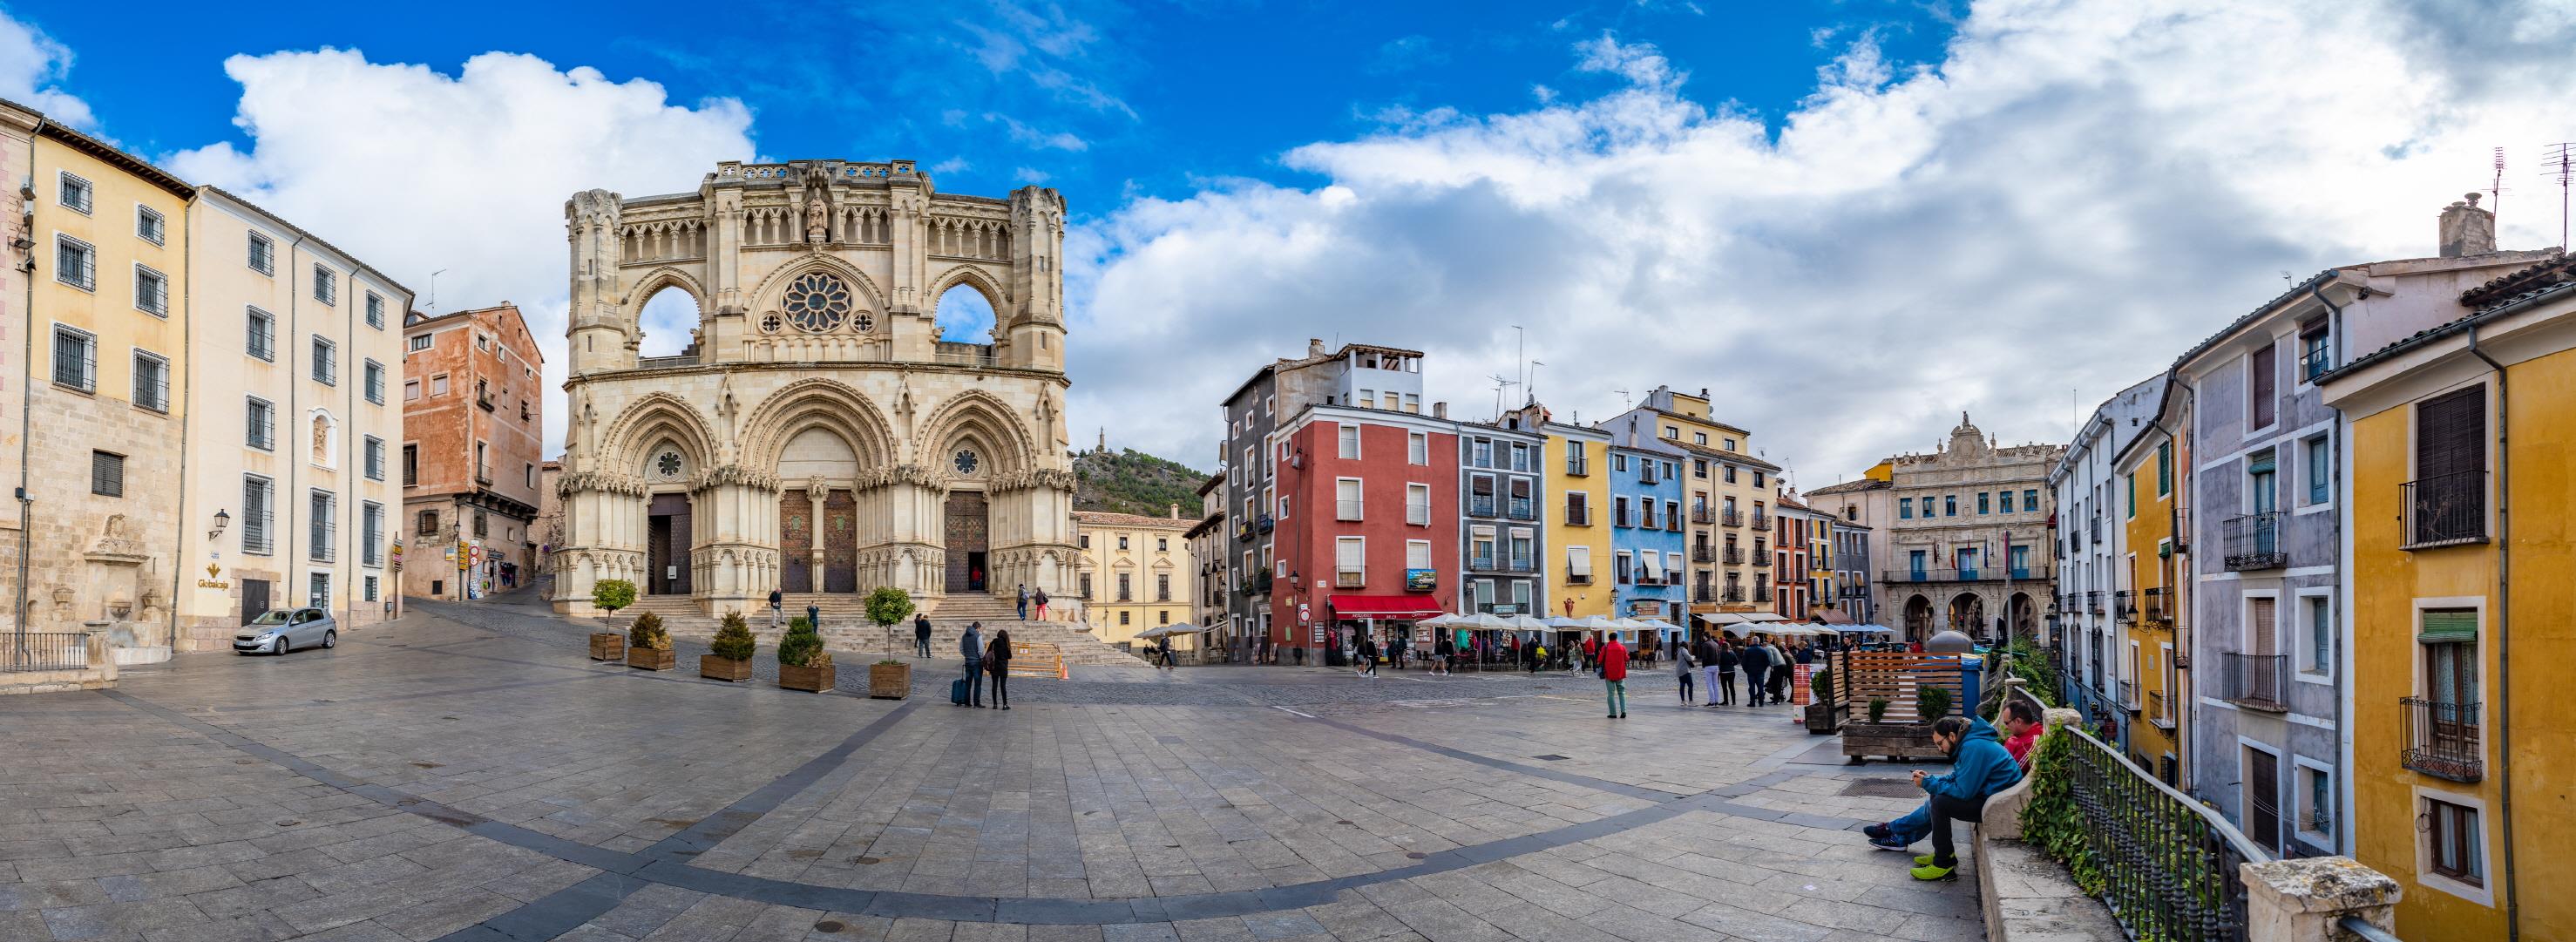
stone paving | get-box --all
[0,596,1986,942]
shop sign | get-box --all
[1404,568,1437,592]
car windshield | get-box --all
[248,611,292,626]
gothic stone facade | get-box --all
[1875,415,2064,641]
[550,159,1076,617]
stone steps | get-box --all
[623,593,1147,668]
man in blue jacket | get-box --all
[1868,700,2040,854]
[959,622,986,708]
[1903,715,2023,880]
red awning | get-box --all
[1328,594,1445,620]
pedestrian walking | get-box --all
[1716,640,1740,705]
[1391,632,1409,670]
[1158,634,1178,670]
[1433,633,1454,675]
[1676,643,1697,703]
[1016,583,1030,620]
[805,603,822,635]
[1033,587,1049,620]
[986,629,1014,709]
[959,622,986,708]
[914,613,933,659]
[1767,640,1793,703]
[1581,634,1599,673]
[1357,634,1379,677]
[1601,634,1630,719]
[768,588,784,633]
[1740,637,1770,708]
[1696,634,1725,708]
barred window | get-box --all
[55,234,96,291]
[90,451,124,497]
[135,206,165,245]
[247,232,275,274]
[308,490,337,562]
[246,308,275,361]
[132,350,169,412]
[132,265,168,317]
[246,396,275,451]
[58,171,92,213]
[363,437,385,481]
[242,476,274,554]
[312,265,336,304]
[363,360,385,404]
[311,335,336,385]
[365,292,384,329]
[51,324,95,390]
[361,502,383,566]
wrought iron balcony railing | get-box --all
[1691,507,1715,525]
[1722,547,1743,566]
[2401,696,2482,783]
[2223,512,2286,570]
[2403,471,2487,549]
[1692,546,1715,563]
[2144,586,2170,624]
[2224,653,2288,711]
[1721,509,1744,528]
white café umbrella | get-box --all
[1542,615,1589,630]
[1418,613,1465,628]
[1503,613,1551,633]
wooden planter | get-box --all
[589,633,625,661]
[778,662,836,693]
[868,662,912,700]
[1804,701,1849,735]
[700,654,752,682]
[1840,722,1945,763]
[626,646,675,671]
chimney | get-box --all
[2439,192,2497,257]
[1700,387,1709,398]
[1433,401,1447,419]
[1307,337,1327,357]
[1169,503,1180,519]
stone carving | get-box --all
[804,187,830,245]
[689,464,782,493]
[561,471,651,498]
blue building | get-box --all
[1608,442,1685,628]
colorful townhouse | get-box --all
[1073,508,1197,653]
[1265,400,1458,661]
[2047,376,2165,749]
[1603,424,1683,624]
[1528,403,1611,620]
[2112,393,2185,782]
[1609,386,1772,634]
[2319,251,2576,942]
[1455,414,1547,618]
[1773,494,1814,619]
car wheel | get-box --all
[322,629,337,649]
[274,637,289,656]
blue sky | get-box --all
[4,0,2566,478]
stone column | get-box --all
[2240,858,2401,942]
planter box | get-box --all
[778,663,836,693]
[589,633,625,661]
[626,647,675,671]
[1804,701,1849,735]
[868,662,912,700]
[700,654,752,682]
[1841,721,1945,762]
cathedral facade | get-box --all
[550,159,1076,616]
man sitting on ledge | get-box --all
[1865,708,2028,881]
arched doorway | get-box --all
[776,426,863,593]
[1949,593,1984,634]
[945,491,989,593]
[646,491,693,595]
[2010,592,2037,640]
[1904,594,1935,638]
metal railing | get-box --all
[1565,506,1590,526]
[1750,512,1771,529]
[1721,509,1743,527]
[2403,471,2487,548]
[1468,498,1495,518]
[1884,566,2053,583]
[2119,679,2138,710]
[2115,590,2134,620]
[1722,587,1746,603]
[1691,507,1716,525]
[1335,568,1366,588]
[3,633,87,672]
[2223,512,2286,570]
[2301,346,2334,382]
[635,354,698,369]
[1507,498,1535,520]
[1565,457,1590,477]
[2149,690,2173,728]
[2144,587,2169,624]
[1505,558,1535,573]
[2401,697,2482,782]
[1470,555,1496,571]
[2019,685,2269,942]
[1693,546,1715,563]
[1721,547,1743,565]
[2088,590,2105,613]
[2224,653,2288,710]
[1751,554,1772,567]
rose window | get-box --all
[952,449,980,476]
[853,312,874,333]
[655,451,683,478]
[781,273,851,332]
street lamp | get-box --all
[208,508,230,542]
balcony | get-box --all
[1568,571,1592,585]
[2300,346,2333,383]
[2088,590,2105,613]
[1337,499,1365,521]
[2224,653,2289,712]
[477,395,496,413]
[1750,554,1771,567]
[1469,498,1496,518]
[2114,589,2133,621]
[1691,507,1715,525]
[1721,509,1744,528]
[2223,512,2286,570]
[1722,547,1744,566]
[1507,498,1536,521]
[1236,521,1254,542]
[2089,517,2102,544]
[475,467,493,486]
[1507,558,1536,573]
[1566,457,1590,477]
[2118,680,2138,712]
[1691,546,1715,563]
[1722,587,1746,603]
[1336,567,1366,588]
[1257,515,1275,534]
[2403,471,2487,549]
[2149,690,2175,729]
[2144,587,2170,624]
[1565,506,1590,526]
[1750,512,1771,530]
[1752,586,1773,603]
[2401,697,2483,783]
[1470,555,1496,572]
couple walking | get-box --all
[1013,584,1050,620]
[955,621,1016,709]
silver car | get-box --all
[234,607,337,655]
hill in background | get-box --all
[1073,447,1211,519]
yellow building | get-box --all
[1613,386,1775,627]
[1541,411,1611,619]
[3,110,194,659]
[1073,509,1196,654]
[2113,416,2183,776]
[2318,261,2576,942]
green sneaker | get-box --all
[1915,854,1935,866]
[1910,861,1957,881]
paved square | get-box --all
[0,592,1983,941]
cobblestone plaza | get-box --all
[1,592,1983,942]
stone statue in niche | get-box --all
[804,190,830,245]
[312,417,330,464]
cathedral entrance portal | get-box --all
[945,491,989,594]
[647,492,693,595]
[824,490,858,593]
[779,490,813,593]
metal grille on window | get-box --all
[247,310,275,360]
[309,491,336,562]
[362,505,383,566]
[247,400,273,450]
[132,354,167,411]
[242,478,273,553]
[57,237,94,290]
[90,451,123,497]
[52,328,92,390]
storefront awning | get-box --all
[1328,594,1446,620]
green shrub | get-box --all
[1918,684,1954,722]
[778,615,826,668]
[865,586,916,648]
[628,611,669,650]
[592,579,635,620]
[1811,671,1834,704]
[1868,697,1890,722]
[709,612,756,661]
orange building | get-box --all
[401,304,546,599]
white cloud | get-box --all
[0,10,93,128]
[166,48,755,462]
[1063,0,2576,482]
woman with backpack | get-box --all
[985,629,1013,709]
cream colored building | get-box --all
[1073,508,1195,651]
[1876,413,2064,640]
[173,188,410,649]
[551,159,1075,617]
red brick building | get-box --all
[1264,403,1458,660]
[401,303,544,600]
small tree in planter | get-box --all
[864,586,916,653]
[776,616,836,692]
[1868,697,1891,722]
[589,579,636,661]
[870,658,912,700]
[626,611,675,671]
[1801,670,1842,735]
[702,612,756,681]
[1917,684,1954,723]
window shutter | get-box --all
[2247,452,2277,475]
[1336,539,1365,570]
[2415,386,2486,479]
[2418,609,2478,643]
[2251,343,2277,428]
[2249,597,2277,655]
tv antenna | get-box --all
[2545,143,2575,251]
[2493,146,2509,225]
[1487,374,1520,421]
[427,268,447,315]
[1528,360,1544,405]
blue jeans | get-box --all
[964,661,985,704]
[1888,800,1932,844]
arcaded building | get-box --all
[549,159,1076,616]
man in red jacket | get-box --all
[1581,634,1599,672]
[1601,635,1630,719]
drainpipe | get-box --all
[14,136,35,650]
[2464,324,2517,942]
[2305,278,2352,854]
[168,198,192,654]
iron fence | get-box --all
[2403,471,2486,548]
[2401,697,2482,783]
[2224,512,2286,570]
[3,633,87,672]
[2020,685,2269,942]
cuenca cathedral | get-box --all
[549,159,1077,616]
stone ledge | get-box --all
[1976,832,2125,942]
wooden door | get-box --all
[779,490,812,593]
[944,491,988,593]
[2249,597,2276,656]
[648,492,692,595]
[241,579,270,626]
[2246,748,2281,853]
[824,489,858,593]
